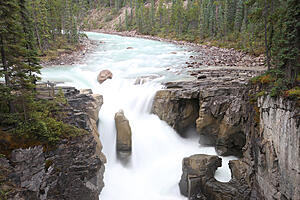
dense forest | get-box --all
[0,0,91,145]
[0,0,299,144]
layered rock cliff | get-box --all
[250,96,299,199]
[152,68,262,156]
[152,67,300,199]
[0,87,106,200]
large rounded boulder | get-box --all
[97,70,113,84]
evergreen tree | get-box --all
[0,0,41,116]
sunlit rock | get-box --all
[97,69,113,84]
[114,110,132,152]
[151,81,200,134]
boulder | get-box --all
[114,110,132,152]
[179,154,251,200]
[179,154,221,197]
[97,70,113,84]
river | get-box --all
[41,32,236,200]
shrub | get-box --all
[285,87,300,99]
[0,89,86,147]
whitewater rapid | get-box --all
[40,32,236,200]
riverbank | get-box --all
[40,37,99,66]
[93,29,266,70]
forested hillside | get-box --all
[0,0,92,149]
[84,0,299,86]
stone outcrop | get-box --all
[179,154,221,197]
[196,84,247,156]
[114,110,132,152]
[151,81,200,134]
[179,154,251,200]
[97,69,113,84]
[180,94,300,200]
[1,87,106,200]
[152,68,261,155]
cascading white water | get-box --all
[40,32,236,200]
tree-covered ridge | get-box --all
[0,0,89,146]
[86,0,299,86]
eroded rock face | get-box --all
[179,154,251,200]
[196,86,246,156]
[97,69,113,84]
[2,87,106,200]
[115,110,132,152]
[179,154,221,197]
[151,81,199,134]
[254,96,300,200]
[153,66,299,199]
[152,68,260,155]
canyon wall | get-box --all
[152,68,299,199]
[253,96,299,199]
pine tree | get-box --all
[150,0,155,29]
[0,0,41,116]
[277,0,300,83]
[234,0,244,32]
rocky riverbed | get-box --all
[97,30,265,69]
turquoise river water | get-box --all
[41,32,236,200]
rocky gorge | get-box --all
[152,66,300,199]
[1,31,298,200]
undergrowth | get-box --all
[250,69,300,102]
[0,89,87,157]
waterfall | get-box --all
[40,32,236,200]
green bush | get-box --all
[0,89,86,146]
[285,87,300,99]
